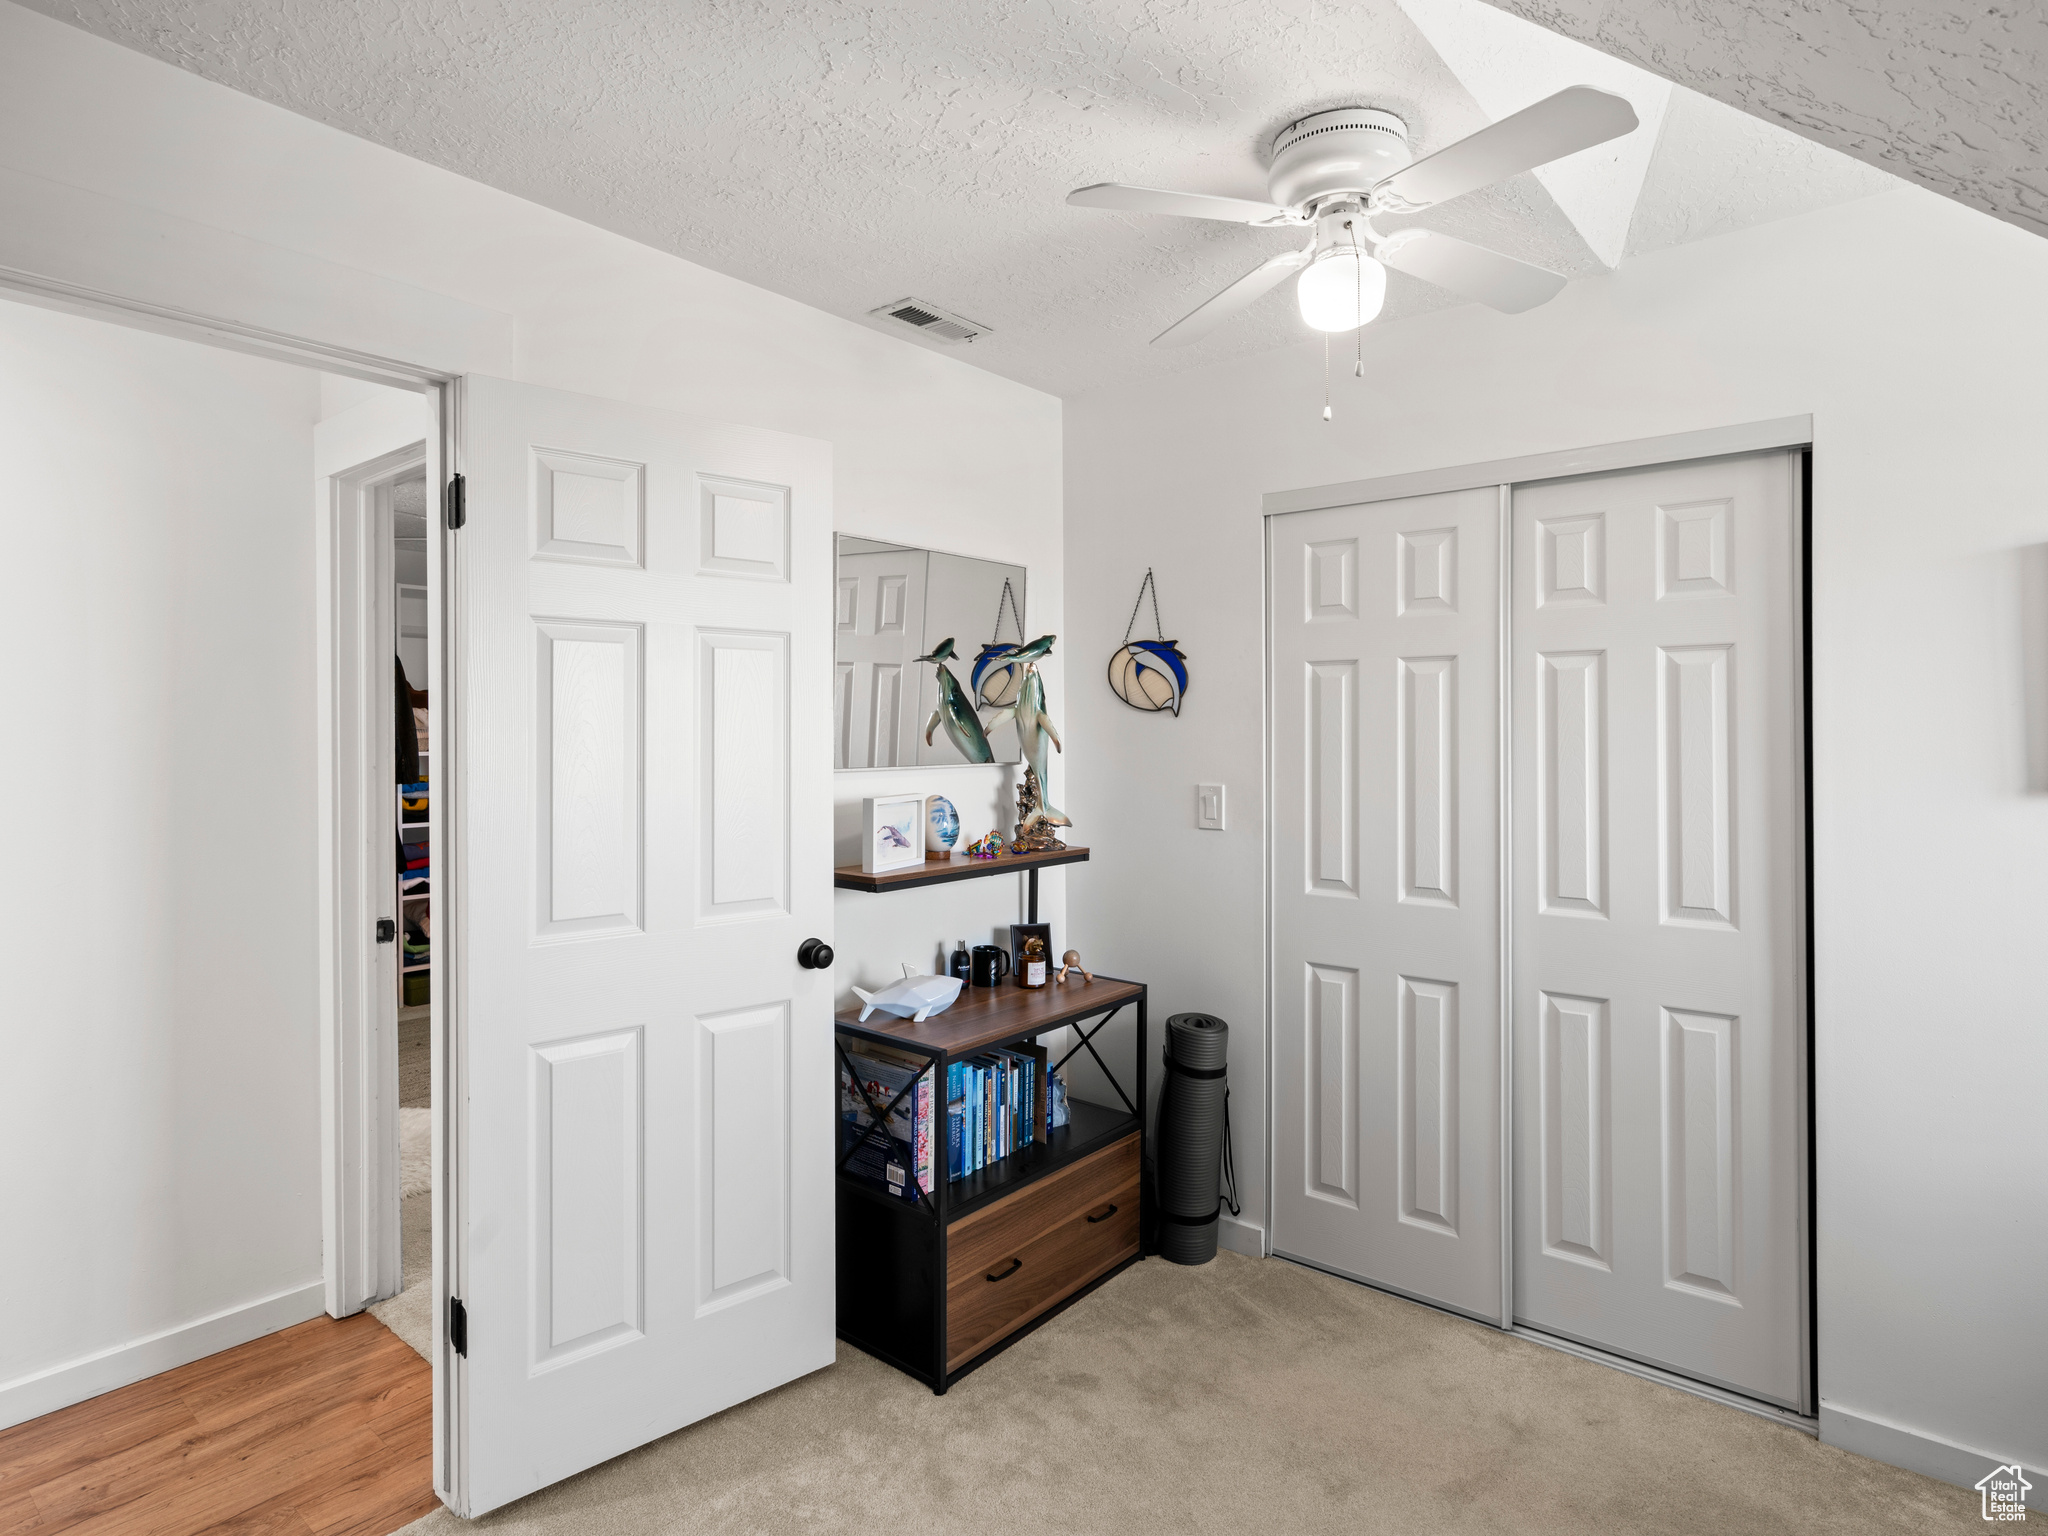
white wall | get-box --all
[1064,187,2048,1489]
[0,300,331,1421]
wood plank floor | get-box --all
[0,1313,437,1536]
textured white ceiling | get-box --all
[24,0,1898,395]
[1400,0,1672,269]
[1479,0,2048,241]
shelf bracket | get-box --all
[1050,1004,1137,1119]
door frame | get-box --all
[0,265,466,1498]
[320,439,428,1320]
[1261,414,1814,1419]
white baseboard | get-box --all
[0,1280,328,1430]
[1219,1215,1266,1257]
[1821,1404,2043,1510]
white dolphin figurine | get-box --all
[852,964,964,1023]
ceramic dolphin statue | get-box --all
[916,638,995,763]
[982,636,1068,835]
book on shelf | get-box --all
[838,1041,933,1203]
[944,1043,1052,1183]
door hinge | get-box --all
[449,1297,468,1357]
[445,472,466,531]
[376,918,396,944]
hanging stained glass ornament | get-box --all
[971,578,1028,710]
[1107,568,1189,717]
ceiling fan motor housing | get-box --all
[1268,108,1411,210]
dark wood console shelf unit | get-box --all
[835,976,1146,1393]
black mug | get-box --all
[971,945,1010,988]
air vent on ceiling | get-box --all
[870,298,989,344]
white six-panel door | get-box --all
[1510,453,1807,1408]
[1269,488,1504,1322]
[1269,450,1807,1409]
[833,546,926,768]
[449,377,834,1514]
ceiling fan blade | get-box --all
[1376,229,1567,314]
[1152,245,1313,346]
[1371,86,1639,213]
[1068,182,1291,224]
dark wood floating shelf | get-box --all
[834,845,1089,893]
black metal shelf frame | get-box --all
[833,987,1148,1393]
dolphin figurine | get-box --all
[917,638,995,763]
[981,635,1069,835]
[973,628,1052,708]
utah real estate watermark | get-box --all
[1977,1465,2031,1523]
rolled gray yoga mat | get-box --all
[1155,1012,1230,1265]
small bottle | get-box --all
[948,940,971,983]
[1020,934,1048,989]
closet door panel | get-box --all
[1509,452,1806,1411]
[1270,488,1502,1322]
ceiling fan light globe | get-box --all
[1296,249,1386,333]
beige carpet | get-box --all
[370,1190,433,1359]
[400,1106,431,1199]
[391,1251,1968,1535]
[399,1006,431,1108]
[370,1069,435,1358]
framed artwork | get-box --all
[862,794,926,874]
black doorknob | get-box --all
[797,938,834,970]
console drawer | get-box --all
[945,1136,1139,1371]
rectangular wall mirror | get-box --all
[836,535,1026,768]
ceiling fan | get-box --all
[1067,87,1639,346]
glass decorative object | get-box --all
[1107,568,1188,717]
[925,794,961,853]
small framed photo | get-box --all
[862,794,927,874]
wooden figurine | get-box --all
[1009,765,1066,854]
[1056,949,1094,985]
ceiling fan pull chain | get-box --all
[1323,333,1332,422]
[1352,218,1366,378]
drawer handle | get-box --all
[1085,1202,1119,1224]
[986,1257,1023,1283]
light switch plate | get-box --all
[1196,783,1225,831]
